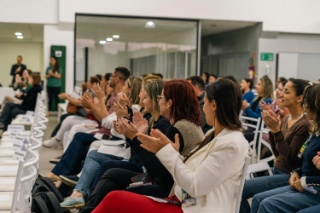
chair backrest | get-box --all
[74,86,83,97]
[240,116,261,164]
[257,120,275,163]
[235,156,251,213]
[11,149,39,213]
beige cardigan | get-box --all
[156,128,248,213]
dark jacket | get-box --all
[19,85,42,111]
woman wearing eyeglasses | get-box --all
[91,78,248,213]
[79,79,204,213]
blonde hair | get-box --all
[259,75,274,100]
[143,79,163,114]
[126,76,142,105]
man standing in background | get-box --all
[10,55,27,87]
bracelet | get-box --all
[290,171,297,175]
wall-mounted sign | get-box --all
[260,52,274,61]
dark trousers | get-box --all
[0,103,25,130]
[51,132,96,176]
[47,86,60,111]
[80,168,169,213]
[51,112,83,137]
[92,161,143,190]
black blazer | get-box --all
[19,85,42,111]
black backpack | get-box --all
[31,176,66,213]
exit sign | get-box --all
[260,53,274,61]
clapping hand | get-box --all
[114,101,130,119]
[91,84,106,102]
[262,110,281,133]
[242,100,250,111]
[259,101,272,111]
[118,92,131,107]
[138,129,180,154]
[80,92,94,109]
[113,117,138,140]
[132,111,149,134]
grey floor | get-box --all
[39,115,79,212]
[38,115,63,176]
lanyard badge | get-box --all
[298,135,312,158]
[181,189,196,207]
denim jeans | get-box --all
[298,204,320,213]
[240,167,290,213]
[74,150,122,196]
[51,132,96,176]
[252,186,320,213]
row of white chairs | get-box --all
[0,93,47,212]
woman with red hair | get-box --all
[79,79,204,213]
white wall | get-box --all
[258,34,320,84]
[59,0,320,34]
[0,0,57,24]
[278,53,298,79]
[0,41,43,86]
[44,25,74,93]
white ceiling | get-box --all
[0,19,257,43]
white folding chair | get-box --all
[257,120,275,163]
[235,156,251,213]
[240,116,261,164]
[0,148,38,212]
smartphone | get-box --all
[131,173,147,183]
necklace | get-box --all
[289,113,304,122]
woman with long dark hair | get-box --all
[251,83,320,213]
[0,73,42,130]
[91,78,248,213]
[78,79,204,212]
[46,56,61,115]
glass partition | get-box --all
[75,14,198,85]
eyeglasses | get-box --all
[110,75,118,78]
[157,95,165,101]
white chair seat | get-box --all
[1,131,30,137]
[0,177,16,192]
[0,192,13,210]
[0,149,14,158]
[0,142,13,149]
[0,159,19,165]
[0,166,18,177]
[246,161,273,180]
[0,137,13,142]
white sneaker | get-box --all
[43,137,60,148]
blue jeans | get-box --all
[240,168,290,213]
[75,150,122,196]
[52,132,96,176]
[298,204,320,213]
[252,186,320,213]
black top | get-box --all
[129,117,187,192]
[10,63,27,76]
[19,85,42,111]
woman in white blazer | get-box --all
[91,78,249,213]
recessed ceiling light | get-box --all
[106,37,113,42]
[17,35,23,39]
[15,32,22,36]
[99,40,106,44]
[113,35,120,39]
[145,21,155,28]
